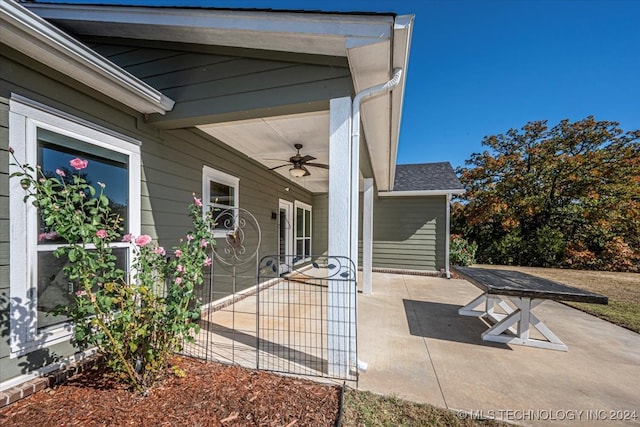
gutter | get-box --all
[2,0,174,114]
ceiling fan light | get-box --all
[289,167,306,178]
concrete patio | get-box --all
[357,273,640,426]
[186,272,640,426]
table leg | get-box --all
[480,297,568,351]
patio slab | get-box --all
[357,273,640,426]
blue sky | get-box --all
[43,0,640,170]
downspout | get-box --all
[351,68,404,290]
[351,68,404,157]
[349,69,403,373]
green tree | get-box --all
[454,117,640,271]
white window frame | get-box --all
[294,201,312,264]
[202,165,239,238]
[8,96,141,357]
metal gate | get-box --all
[257,255,358,381]
[182,208,358,382]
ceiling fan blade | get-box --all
[305,162,329,169]
[269,164,290,171]
[300,155,316,163]
[302,166,311,177]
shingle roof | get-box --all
[393,162,464,192]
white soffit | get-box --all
[0,0,174,115]
[25,4,394,57]
[198,111,330,193]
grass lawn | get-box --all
[342,389,509,427]
[477,265,640,333]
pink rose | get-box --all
[194,197,202,207]
[96,229,107,238]
[153,246,166,256]
[56,169,66,177]
[203,257,212,267]
[175,249,182,258]
[75,290,87,297]
[175,277,183,285]
[38,233,47,242]
[186,234,194,242]
[69,157,88,170]
[177,264,186,273]
[201,239,208,248]
[135,235,152,246]
[122,233,133,243]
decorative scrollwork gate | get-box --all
[182,207,358,382]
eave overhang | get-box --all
[25,3,413,192]
[0,0,174,115]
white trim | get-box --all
[378,189,465,197]
[1,0,174,114]
[362,178,374,294]
[293,200,312,263]
[202,165,239,239]
[278,199,294,259]
[8,96,141,357]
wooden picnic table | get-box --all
[452,266,608,351]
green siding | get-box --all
[86,40,353,128]
[312,194,446,272]
[1,42,321,385]
[364,196,446,272]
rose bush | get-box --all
[10,150,215,392]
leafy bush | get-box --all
[449,234,478,266]
[10,150,214,392]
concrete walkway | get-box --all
[357,273,640,426]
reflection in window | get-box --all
[203,166,239,236]
[37,129,129,240]
[35,129,130,330]
[37,248,127,331]
[295,202,312,263]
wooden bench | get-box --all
[452,266,608,351]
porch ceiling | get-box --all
[26,3,413,193]
[198,111,330,193]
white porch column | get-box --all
[362,178,374,294]
[327,96,353,377]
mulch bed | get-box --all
[0,356,341,426]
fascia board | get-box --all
[388,14,414,190]
[26,4,394,57]
[1,0,174,115]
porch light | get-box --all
[289,167,306,178]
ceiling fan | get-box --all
[269,144,329,178]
